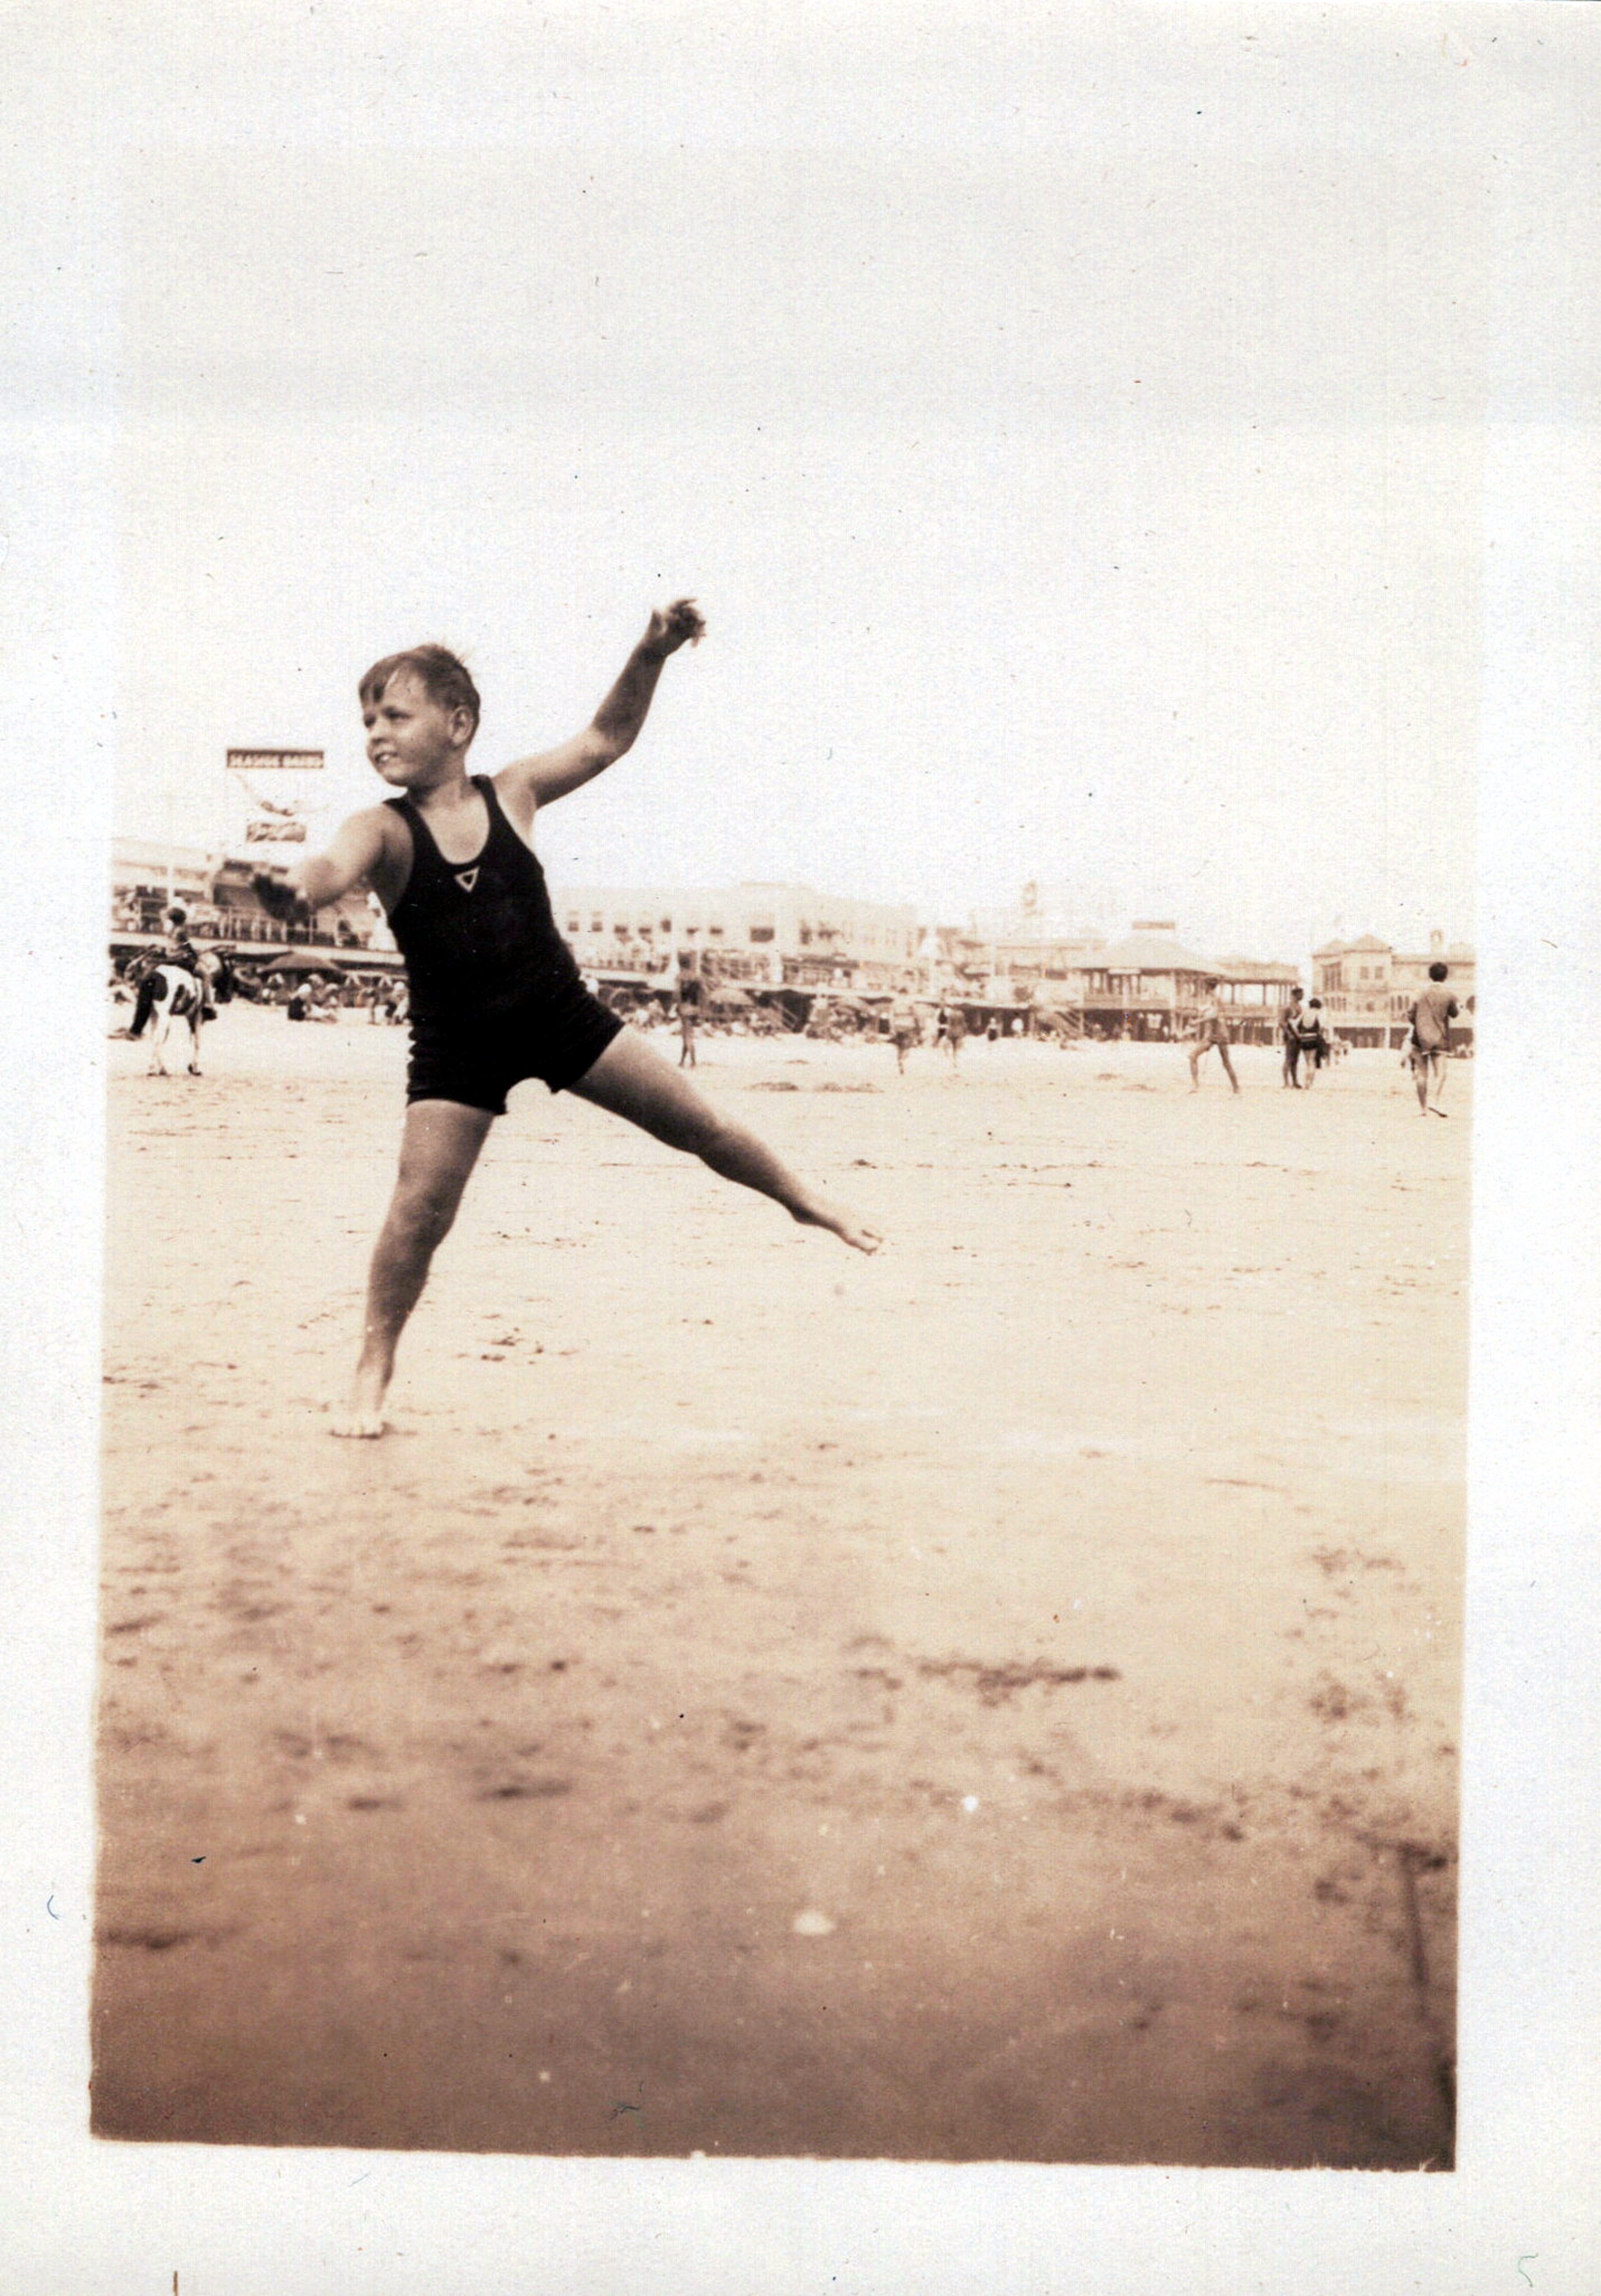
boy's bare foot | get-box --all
[793,1198,882,1253]
[331,1362,391,1437]
[330,1408,388,1439]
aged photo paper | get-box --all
[2,2,1597,2289]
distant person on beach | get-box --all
[1187,980,1241,1094]
[1294,995,1329,1085]
[941,1002,967,1070]
[125,909,200,1039]
[1407,961,1458,1117]
[1280,985,1306,1088]
[288,600,880,1437]
[676,961,704,1069]
[886,986,920,1074]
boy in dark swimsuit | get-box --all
[291,601,880,1437]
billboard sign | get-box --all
[227,749,324,772]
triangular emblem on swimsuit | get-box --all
[454,868,479,893]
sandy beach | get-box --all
[94,1010,1465,2165]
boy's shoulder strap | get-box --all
[383,791,435,858]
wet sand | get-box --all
[95,1011,1465,2163]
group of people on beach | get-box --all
[1187,973,1458,1111]
[1276,986,1330,1090]
[880,990,992,1074]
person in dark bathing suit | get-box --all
[290,602,880,1437]
[675,959,704,1069]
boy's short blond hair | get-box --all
[359,644,481,737]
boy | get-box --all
[1407,961,1458,1117]
[290,601,880,1437]
[1187,978,1241,1094]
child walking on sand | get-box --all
[290,601,880,1437]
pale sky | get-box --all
[97,7,1510,962]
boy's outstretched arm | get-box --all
[496,599,704,817]
[286,806,400,911]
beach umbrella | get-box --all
[265,948,347,974]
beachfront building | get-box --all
[1073,930,1218,1040]
[109,836,394,961]
[1026,928,1300,1042]
[1312,930,1475,1048]
[922,912,1301,1041]
[1210,955,1305,1043]
[550,881,920,989]
[962,889,1107,1001]
[110,840,219,938]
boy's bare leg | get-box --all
[1427,1050,1448,1114]
[570,1028,881,1252]
[1219,1042,1241,1094]
[1188,1043,1203,1090]
[332,1098,496,1436]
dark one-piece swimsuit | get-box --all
[383,775,622,1117]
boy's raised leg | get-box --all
[332,1098,496,1436]
[569,1029,881,1253]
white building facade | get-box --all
[1312,931,1476,1047]
[550,881,920,987]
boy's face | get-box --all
[362,671,469,790]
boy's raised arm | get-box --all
[496,599,704,817]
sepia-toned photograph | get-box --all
[7,14,1574,2260]
[86,11,1490,2175]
